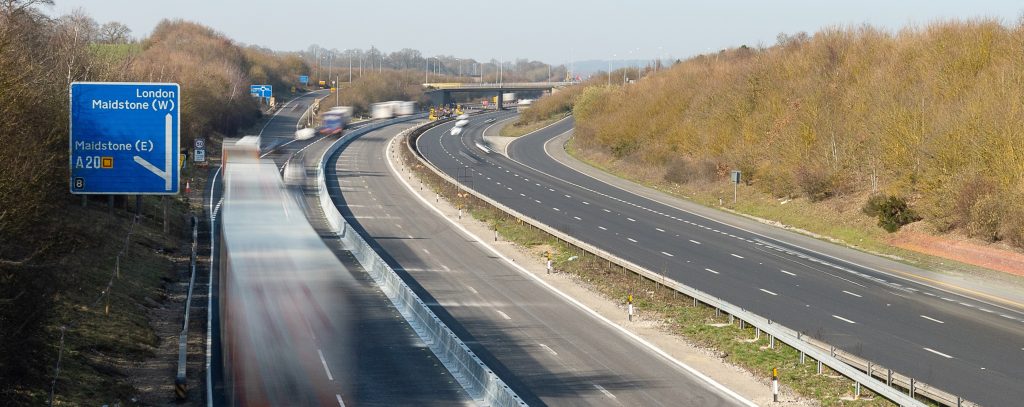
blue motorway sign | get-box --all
[69,82,180,195]
[299,75,309,85]
[250,84,272,99]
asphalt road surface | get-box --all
[328,120,752,406]
[415,112,1024,407]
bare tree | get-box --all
[97,21,131,44]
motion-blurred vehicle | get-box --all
[371,101,416,119]
[295,127,316,140]
[220,154,356,405]
[455,119,469,128]
[450,126,462,136]
[319,106,352,135]
[457,114,469,120]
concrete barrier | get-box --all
[315,118,526,407]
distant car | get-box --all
[450,127,462,136]
[483,118,496,124]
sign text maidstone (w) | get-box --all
[70,82,180,194]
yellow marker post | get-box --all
[772,367,779,402]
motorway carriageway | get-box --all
[415,111,1024,407]
[206,92,471,405]
[326,118,752,406]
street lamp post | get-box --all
[609,54,615,86]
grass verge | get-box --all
[499,115,563,138]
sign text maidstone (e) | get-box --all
[69,82,180,195]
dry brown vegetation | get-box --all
[0,2,309,404]
[570,19,1024,248]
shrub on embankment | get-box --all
[570,19,1024,245]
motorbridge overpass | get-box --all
[423,81,576,108]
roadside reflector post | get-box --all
[817,360,823,375]
[772,368,779,402]
[769,334,775,349]
[855,381,861,399]
[909,378,915,396]
[755,327,761,340]
[799,351,805,364]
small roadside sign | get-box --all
[731,170,741,184]
[69,82,180,195]
[299,75,309,85]
[194,149,206,162]
[249,84,272,100]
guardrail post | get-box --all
[800,351,805,364]
[728,314,734,324]
[909,378,915,397]
[886,369,892,386]
[755,327,761,340]
[817,360,823,375]
[855,381,861,399]
[769,334,775,349]
[739,319,745,329]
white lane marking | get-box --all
[760,288,778,296]
[582,201,590,205]
[626,217,636,222]
[318,349,334,381]
[780,269,796,276]
[535,200,542,204]
[842,290,862,298]
[705,268,720,274]
[573,216,582,220]
[539,343,558,356]
[520,193,526,196]
[627,238,637,243]
[593,384,616,399]
[920,315,945,324]
[598,226,607,230]
[832,315,856,324]
[661,251,674,257]
[336,394,346,406]
[497,310,512,320]
[730,253,744,259]
[689,239,701,245]
[422,249,431,255]
[564,194,571,198]
[549,188,555,192]
[553,207,560,211]
[467,286,478,294]
[655,228,665,232]
[603,208,611,213]
[923,347,954,359]
[441,264,450,272]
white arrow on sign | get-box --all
[133,113,174,191]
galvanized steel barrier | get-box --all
[175,215,199,399]
[315,117,527,407]
[403,121,977,407]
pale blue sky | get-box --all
[47,0,1023,63]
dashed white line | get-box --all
[535,200,542,204]
[689,239,701,245]
[920,315,945,324]
[661,251,674,257]
[923,347,954,359]
[760,289,778,296]
[779,269,796,276]
[336,394,345,406]
[627,238,637,243]
[832,315,856,324]
[422,249,431,255]
[593,381,614,397]
[603,209,612,213]
[582,201,590,205]
[730,253,744,259]
[539,343,558,356]
[842,290,862,298]
[553,207,560,211]
[626,217,636,222]
[705,268,720,274]
[655,228,665,232]
[317,349,334,381]
[573,216,582,220]
[497,310,511,320]
[598,226,607,230]
[564,194,571,198]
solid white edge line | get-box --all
[529,119,1024,319]
[779,269,796,276]
[842,290,862,298]
[336,394,346,406]
[386,131,757,407]
[705,268,720,275]
[760,289,778,296]
[497,310,512,320]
